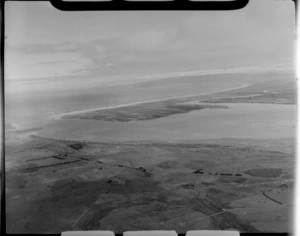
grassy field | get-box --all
[5,135,294,233]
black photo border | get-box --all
[0,0,298,236]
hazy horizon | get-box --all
[5,0,295,82]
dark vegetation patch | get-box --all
[193,169,243,179]
[193,169,204,174]
[22,160,82,173]
[68,143,85,151]
[180,183,195,189]
[136,167,152,177]
[62,102,227,122]
[244,168,283,178]
[220,173,233,176]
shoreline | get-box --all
[55,83,250,118]
[28,134,295,148]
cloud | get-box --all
[124,28,177,52]
[6,41,80,54]
[38,59,78,65]
[6,38,120,76]
[6,0,295,79]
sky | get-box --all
[5,0,296,81]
